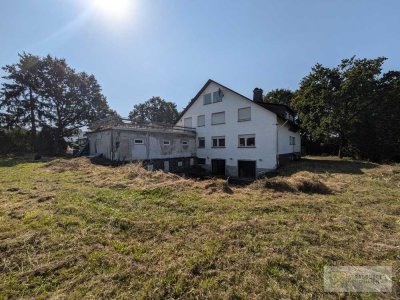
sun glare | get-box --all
[90,0,132,20]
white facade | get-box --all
[176,80,301,177]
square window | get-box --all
[203,93,212,105]
[211,112,225,125]
[213,91,223,103]
[238,107,251,122]
[212,136,225,148]
[238,134,256,147]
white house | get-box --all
[175,79,301,178]
[87,79,301,178]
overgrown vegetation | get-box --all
[0,156,399,299]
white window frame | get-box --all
[203,93,212,105]
[238,134,256,148]
[212,136,226,148]
[197,115,205,127]
[212,91,222,103]
[238,107,251,122]
[184,117,192,128]
[211,111,225,125]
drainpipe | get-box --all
[276,120,289,168]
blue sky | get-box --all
[1,0,399,115]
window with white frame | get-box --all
[197,115,205,127]
[198,137,205,148]
[212,136,225,148]
[134,139,144,145]
[289,136,296,145]
[238,107,251,122]
[238,134,256,147]
[163,140,171,146]
[184,117,192,128]
[211,111,225,125]
[212,90,223,103]
[203,93,212,105]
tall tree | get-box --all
[39,55,113,151]
[263,88,295,106]
[0,53,45,149]
[292,56,387,158]
[128,96,179,124]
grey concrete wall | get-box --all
[88,128,196,162]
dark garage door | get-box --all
[238,160,256,178]
[211,159,226,176]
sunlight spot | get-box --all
[89,0,133,21]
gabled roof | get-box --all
[177,79,299,130]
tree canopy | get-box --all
[292,56,400,161]
[0,53,114,153]
[128,96,179,124]
[263,88,295,106]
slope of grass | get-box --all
[0,156,399,299]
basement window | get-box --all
[238,134,256,147]
[212,136,225,148]
[163,140,171,146]
[134,139,144,145]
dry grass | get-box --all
[0,156,399,299]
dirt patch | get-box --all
[7,187,20,192]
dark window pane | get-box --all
[213,139,218,147]
[239,138,246,147]
[247,137,255,146]
[219,138,225,147]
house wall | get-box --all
[176,81,279,177]
[278,120,301,155]
[87,128,196,161]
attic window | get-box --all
[203,93,212,105]
[213,90,223,103]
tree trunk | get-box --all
[29,87,37,151]
[338,134,344,158]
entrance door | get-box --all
[211,159,226,176]
[238,160,256,178]
[163,161,170,172]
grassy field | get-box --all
[0,156,399,299]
